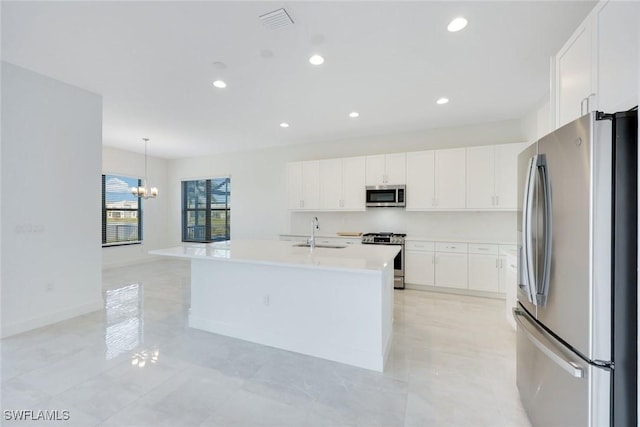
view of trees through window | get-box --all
[182,178,231,242]
[102,174,142,245]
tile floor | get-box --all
[1,259,531,427]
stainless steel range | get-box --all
[362,232,405,289]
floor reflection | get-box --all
[104,283,144,360]
[131,348,160,368]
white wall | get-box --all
[1,62,103,337]
[522,94,552,144]
[102,146,170,268]
[290,211,518,242]
[167,119,525,244]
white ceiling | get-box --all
[1,1,596,159]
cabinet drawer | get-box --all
[499,244,517,257]
[435,242,468,253]
[406,241,435,252]
[468,243,499,255]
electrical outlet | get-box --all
[46,282,54,292]
[263,295,270,306]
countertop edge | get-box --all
[149,241,400,275]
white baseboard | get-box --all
[404,283,505,300]
[1,299,104,338]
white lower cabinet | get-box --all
[435,252,468,289]
[405,240,468,289]
[405,241,435,286]
[468,255,500,292]
[468,244,500,292]
[434,242,468,289]
[406,240,515,295]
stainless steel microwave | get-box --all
[365,185,406,208]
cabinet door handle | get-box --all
[586,93,595,114]
[491,196,495,206]
[496,195,499,206]
[580,97,588,116]
[496,259,499,268]
[432,255,435,264]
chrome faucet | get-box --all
[309,216,319,249]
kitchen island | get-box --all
[150,240,399,371]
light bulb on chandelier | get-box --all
[131,138,158,199]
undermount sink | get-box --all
[293,243,347,249]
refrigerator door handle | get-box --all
[521,155,538,305]
[537,155,552,306]
[513,308,584,378]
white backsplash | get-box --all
[289,210,518,242]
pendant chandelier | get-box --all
[131,138,158,199]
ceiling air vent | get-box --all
[259,8,294,30]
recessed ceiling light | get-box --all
[309,54,325,65]
[436,97,449,105]
[447,17,468,32]
[212,80,227,89]
[280,122,290,128]
[349,111,360,118]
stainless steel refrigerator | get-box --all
[515,109,637,427]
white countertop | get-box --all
[280,233,362,239]
[405,236,517,245]
[281,233,516,246]
[150,240,400,274]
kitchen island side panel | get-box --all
[189,259,393,372]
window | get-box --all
[102,174,142,246]
[182,177,231,242]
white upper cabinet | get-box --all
[466,142,525,210]
[406,150,435,210]
[406,148,465,210]
[494,143,525,209]
[365,153,406,186]
[435,148,466,209]
[301,160,320,210]
[287,162,303,210]
[553,1,638,128]
[340,156,366,210]
[287,160,320,210]
[317,156,366,212]
[595,0,639,113]
[289,142,523,212]
[555,19,595,128]
[466,146,495,209]
[319,158,342,210]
